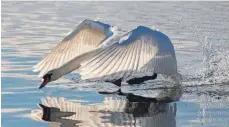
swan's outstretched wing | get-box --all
[33,19,111,77]
[78,26,177,80]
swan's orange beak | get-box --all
[39,79,49,89]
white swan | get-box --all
[33,19,178,89]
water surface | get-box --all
[2,2,229,127]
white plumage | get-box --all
[33,19,124,78]
[79,26,177,80]
[33,19,179,87]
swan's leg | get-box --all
[151,73,157,80]
[126,78,144,85]
[127,73,157,85]
[104,78,123,87]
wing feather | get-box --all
[128,41,138,76]
[118,43,131,78]
[80,46,116,72]
[97,48,122,77]
[78,26,177,80]
[108,47,126,76]
[120,43,133,78]
[85,47,119,77]
[131,40,139,73]
[134,40,141,71]
[33,19,110,77]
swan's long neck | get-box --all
[58,60,81,77]
[57,50,99,77]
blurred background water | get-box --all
[2,1,229,127]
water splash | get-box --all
[199,36,229,84]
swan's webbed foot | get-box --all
[126,73,157,85]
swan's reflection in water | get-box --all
[30,86,181,127]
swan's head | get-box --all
[39,69,62,89]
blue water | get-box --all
[2,2,229,127]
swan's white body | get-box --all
[33,19,178,84]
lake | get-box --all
[2,1,229,127]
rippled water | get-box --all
[2,2,229,127]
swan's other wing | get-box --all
[33,19,111,77]
[78,26,177,80]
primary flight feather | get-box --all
[33,19,112,77]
